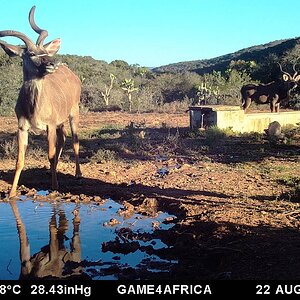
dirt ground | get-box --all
[1,111,300,280]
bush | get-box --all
[0,138,18,159]
[204,126,234,148]
[90,148,117,163]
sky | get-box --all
[0,0,300,67]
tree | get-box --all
[252,53,280,83]
[121,78,138,112]
[110,60,130,70]
[101,73,116,107]
[282,42,300,66]
[0,55,23,115]
[229,60,257,76]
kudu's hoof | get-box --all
[75,173,83,179]
[8,192,19,200]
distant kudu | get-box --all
[0,6,82,198]
[241,63,300,113]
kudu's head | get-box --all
[0,6,60,80]
[278,62,300,91]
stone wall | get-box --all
[189,105,300,133]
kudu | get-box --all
[241,63,300,113]
[0,6,82,198]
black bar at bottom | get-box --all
[1,280,300,298]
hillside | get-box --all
[153,37,300,74]
[1,36,300,116]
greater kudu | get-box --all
[241,63,300,113]
[0,6,82,197]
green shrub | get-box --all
[0,138,18,159]
[90,148,117,163]
[205,126,228,147]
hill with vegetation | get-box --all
[153,37,300,76]
[1,36,300,116]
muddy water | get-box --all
[0,194,177,280]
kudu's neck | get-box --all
[22,63,43,81]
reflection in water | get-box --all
[10,201,85,279]
[4,199,177,280]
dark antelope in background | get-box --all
[0,6,82,198]
[241,63,300,113]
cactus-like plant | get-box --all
[121,78,138,112]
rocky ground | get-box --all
[1,111,300,279]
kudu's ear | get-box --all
[282,74,290,82]
[43,38,61,56]
[0,42,24,57]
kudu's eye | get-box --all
[28,51,36,57]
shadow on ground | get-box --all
[2,168,300,280]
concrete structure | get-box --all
[189,105,300,133]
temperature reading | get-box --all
[0,284,21,294]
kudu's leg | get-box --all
[55,124,67,168]
[270,96,279,113]
[242,98,251,112]
[57,211,68,249]
[9,129,28,198]
[10,201,32,277]
[49,214,59,260]
[270,102,280,113]
[71,212,81,264]
[69,110,82,178]
[47,126,58,190]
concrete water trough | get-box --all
[189,105,300,133]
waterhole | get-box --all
[0,192,177,280]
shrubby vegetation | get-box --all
[0,37,300,116]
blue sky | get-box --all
[1,0,300,67]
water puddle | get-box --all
[0,195,177,280]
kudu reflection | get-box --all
[10,201,84,279]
